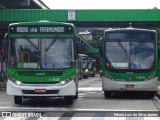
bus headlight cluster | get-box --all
[106,73,114,80]
[85,69,88,72]
[145,74,155,81]
[59,75,75,85]
[60,79,72,85]
[9,77,23,86]
[70,75,76,79]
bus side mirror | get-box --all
[3,33,9,59]
[4,33,8,40]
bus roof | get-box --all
[9,21,74,27]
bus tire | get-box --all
[84,75,88,79]
[14,96,22,104]
[148,92,155,98]
[86,75,88,78]
[100,73,102,77]
[64,96,73,105]
[104,91,112,98]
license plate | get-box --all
[125,84,134,88]
[35,89,46,93]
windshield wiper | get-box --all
[26,38,39,50]
[118,41,127,59]
[45,39,57,51]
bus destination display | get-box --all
[9,26,73,34]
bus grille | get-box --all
[17,71,63,76]
[22,90,59,94]
[22,82,59,84]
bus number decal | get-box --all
[16,27,28,33]
[136,76,145,79]
[49,78,60,82]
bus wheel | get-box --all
[14,96,22,104]
[64,96,73,105]
[104,91,112,98]
[74,91,78,100]
[84,75,88,79]
[148,92,155,98]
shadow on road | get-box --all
[105,91,154,100]
[20,97,74,107]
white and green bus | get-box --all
[101,28,158,98]
[78,54,89,79]
[88,58,96,77]
[4,21,79,105]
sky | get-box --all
[41,0,160,9]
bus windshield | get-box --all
[106,41,155,70]
[82,58,88,68]
[9,38,73,69]
[88,62,92,69]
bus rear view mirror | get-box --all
[4,33,8,40]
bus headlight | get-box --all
[106,73,113,80]
[85,69,88,72]
[15,81,22,85]
[70,75,76,79]
[145,74,155,81]
[60,80,66,85]
[60,79,72,85]
[9,77,23,86]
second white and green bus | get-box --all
[101,28,158,98]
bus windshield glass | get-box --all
[106,41,155,70]
[81,57,88,68]
[88,62,92,69]
[9,38,73,69]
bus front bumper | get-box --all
[7,80,76,97]
[82,71,88,76]
[102,77,158,91]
